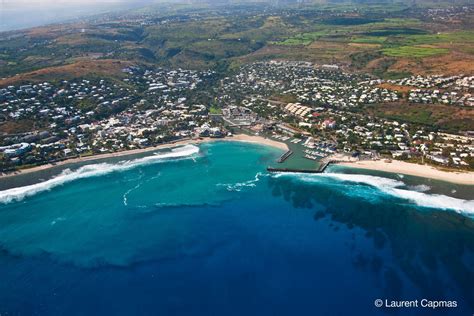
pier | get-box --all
[277,150,293,163]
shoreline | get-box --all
[0,134,288,179]
[2,135,473,185]
[339,160,474,185]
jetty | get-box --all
[277,150,293,163]
[267,167,322,173]
[267,158,346,174]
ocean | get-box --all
[0,141,473,315]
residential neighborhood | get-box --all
[1,60,473,171]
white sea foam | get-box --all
[276,172,474,215]
[0,145,199,204]
[217,172,266,192]
[123,183,142,206]
[50,216,66,226]
[408,184,431,192]
[122,172,161,206]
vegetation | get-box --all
[0,2,473,82]
[382,46,449,58]
[209,106,222,114]
[365,103,474,133]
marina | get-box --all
[268,135,334,171]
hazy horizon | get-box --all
[1,0,468,33]
[0,0,156,32]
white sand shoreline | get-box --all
[2,134,473,185]
[338,160,474,185]
[0,134,288,179]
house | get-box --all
[426,154,449,165]
[322,119,336,129]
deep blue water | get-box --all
[0,142,473,315]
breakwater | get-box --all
[267,159,344,174]
[277,150,293,163]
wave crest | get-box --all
[0,145,199,204]
[275,172,474,215]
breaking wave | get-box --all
[0,145,199,204]
[274,172,474,216]
[408,184,431,192]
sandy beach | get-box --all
[339,160,474,185]
[227,134,289,151]
[3,134,473,185]
[0,134,288,179]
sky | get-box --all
[2,0,131,5]
[0,0,153,32]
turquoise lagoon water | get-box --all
[0,141,473,315]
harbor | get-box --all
[226,125,340,172]
[266,133,341,172]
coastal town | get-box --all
[2,2,474,315]
[1,60,473,174]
